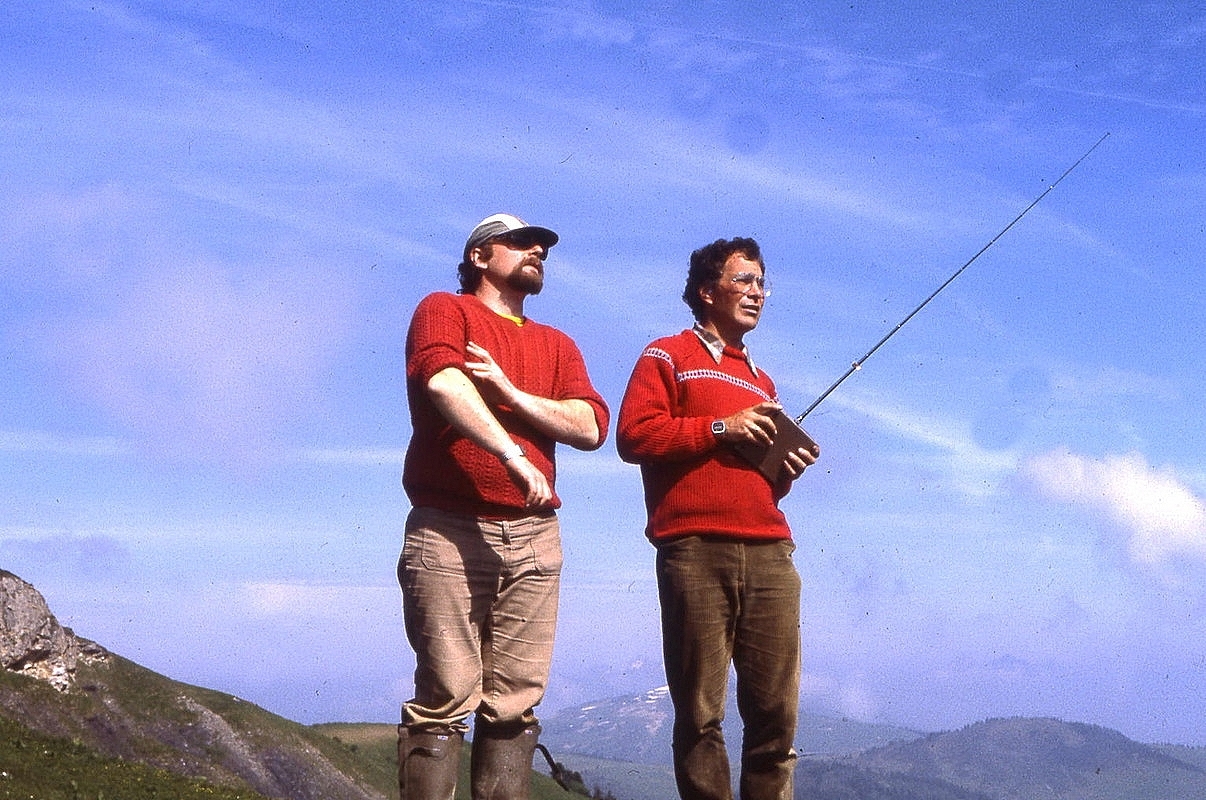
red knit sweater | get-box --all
[616,329,793,542]
[404,292,609,518]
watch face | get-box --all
[711,420,726,434]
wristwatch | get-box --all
[498,443,525,463]
[710,420,727,436]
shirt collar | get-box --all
[692,323,759,377]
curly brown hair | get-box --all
[682,237,763,321]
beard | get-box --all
[506,264,544,295]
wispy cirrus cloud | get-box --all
[0,430,133,457]
[297,447,405,467]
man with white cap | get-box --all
[397,214,610,799]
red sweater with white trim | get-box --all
[404,292,609,518]
[616,329,793,543]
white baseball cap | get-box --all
[463,213,559,259]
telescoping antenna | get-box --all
[735,133,1110,481]
[795,131,1110,425]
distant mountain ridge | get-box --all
[539,682,1206,800]
[838,716,1206,800]
[540,684,924,763]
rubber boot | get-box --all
[398,725,463,800]
[470,724,540,800]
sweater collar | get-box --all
[692,323,759,377]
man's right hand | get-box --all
[503,453,554,508]
[716,401,782,447]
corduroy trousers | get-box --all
[656,535,801,800]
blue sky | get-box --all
[3,0,1206,746]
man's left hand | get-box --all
[781,445,818,481]
[465,341,517,405]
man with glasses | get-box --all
[617,237,818,800]
[398,214,610,799]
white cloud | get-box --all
[38,260,354,464]
[1025,450,1206,566]
[800,671,882,722]
[551,6,635,46]
[242,582,395,618]
[1,184,149,284]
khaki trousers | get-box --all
[399,506,562,733]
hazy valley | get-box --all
[4,568,1205,800]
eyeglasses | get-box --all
[493,232,546,255]
[727,272,771,298]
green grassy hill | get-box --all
[0,654,390,800]
[0,712,274,800]
[0,663,590,800]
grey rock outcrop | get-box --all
[0,569,106,690]
[0,570,386,799]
